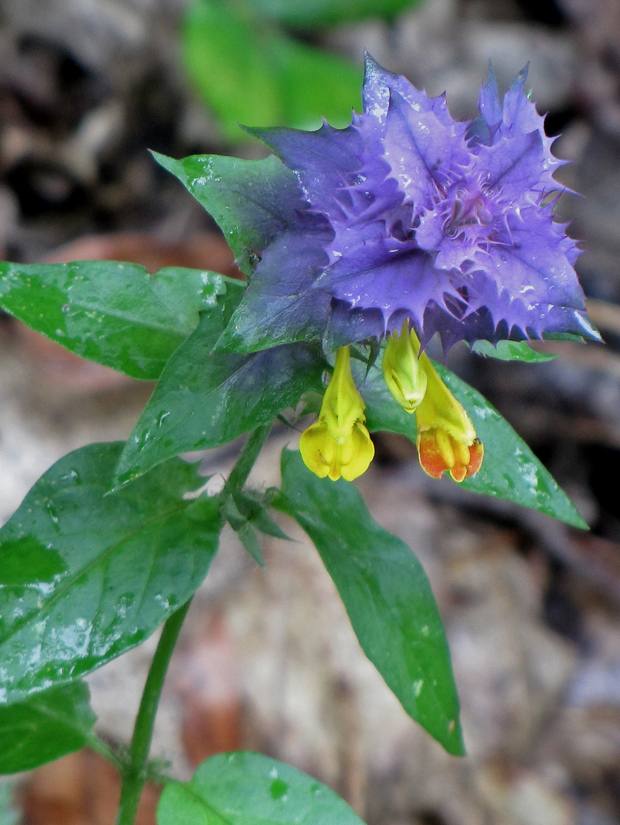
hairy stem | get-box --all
[115,599,192,825]
[115,424,271,825]
[223,423,272,495]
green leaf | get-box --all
[546,331,594,342]
[212,229,331,355]
[154,153,302,277]
[269,37,362,131]
[157,752,366,825]
[472,339,558,363]
[222,489,291,566]
[232,491,291,541]
[248,0,422,27]
[113,313,327,489]
[357,356,587,528]
[355,357,417,440]
[275,450,464,756]
[221,498,265,566]
[183,0,283,141]
[182,0,362,141]
[0,443,221,705]
[234,524,265,567]
[0,261,243,380]
[439,366,587,527]
[0,682,96,774]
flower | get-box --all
[418,429,484,483]
[412,347,484,482]
[300,323,481,483]
[218,55,599,483]
[382,321,427,412]
[382,321,483,482]
[299,346,374,481]
[226,55,597,355]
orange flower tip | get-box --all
[450,465,467,483]
[464,438,484,479]
[417,431,484,483]
[417,431,448,479]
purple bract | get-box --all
[229,55,598,353]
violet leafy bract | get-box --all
[217,55,598,355]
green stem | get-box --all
[223,423,272,496]
[115,599,192,825]
[115,425,271,825]
[86,732,124,772]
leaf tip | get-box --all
[565,508,590,531]
[444,717,466,757]
[105,474,133,496]
[150,150,177,173]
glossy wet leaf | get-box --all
[357,355,586,528]
[0,682,96,774]
[439,366,587,526]
[472,339,558,362]
[248,0,421,27]
[213,225,332,355]
[0,261,243,380]
[182,0,361,142]
[0,443,221,705]
[155,153,302,277]
[113,312,326,489]
[157,752,366,825]
[275,450,464,755]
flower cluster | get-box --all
[383,324,484,482]
[300,330,484,483]
[227,56,597,481]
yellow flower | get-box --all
[414,350,483,482]
[300,347,374,481]
[382,321,427,413]
[383,323,483,481]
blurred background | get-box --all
[1,0,620,823]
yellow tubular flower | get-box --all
[382,321,427,413]
[411,334,484,482]
[300,346,375,481]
